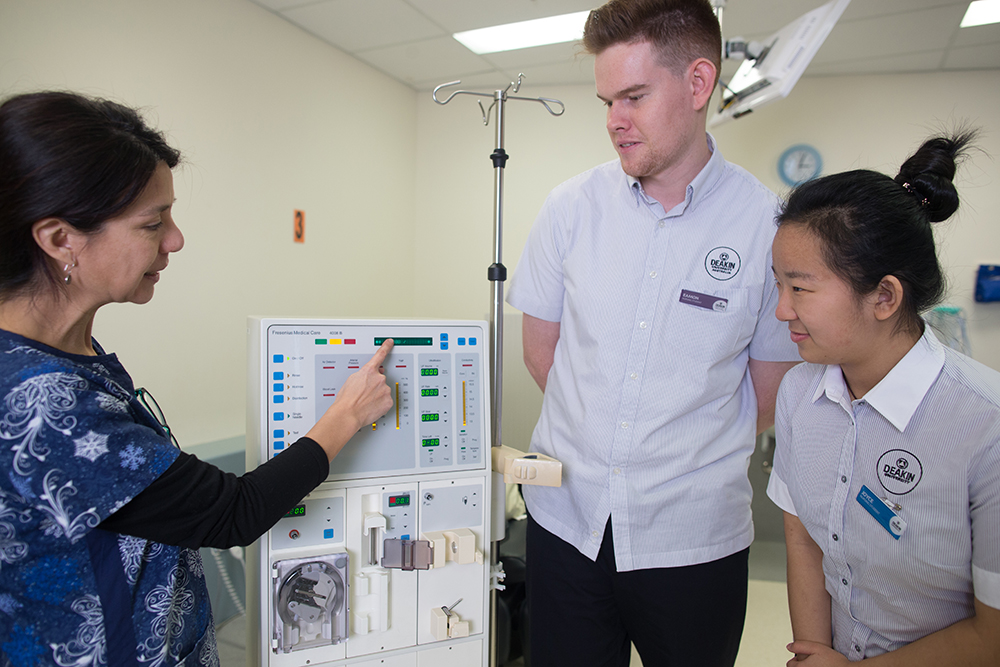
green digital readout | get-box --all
[284,504,306,519]
[374,337,432,346]
[421,368,439,376]
[422,438,440,447]
[388,494,410,507]
[421,388,439,397]
[421,413,440,422]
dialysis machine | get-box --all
[247,318,492,667]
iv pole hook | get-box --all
[433,74,566,126]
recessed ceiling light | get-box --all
[453,11,590,55]
[961,0,1000,27]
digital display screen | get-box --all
[284,504,306,519]
[421,368,439,376]
[421,438,440,447]
[388,494,410,507]
[421,388,439,397]
[421,413,440,422]
[375,337,432,346]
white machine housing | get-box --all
[247,318,491,667]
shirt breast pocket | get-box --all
[664,281,754,362]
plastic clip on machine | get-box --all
[247,318,558,667]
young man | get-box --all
[506,1,800,664]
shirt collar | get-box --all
[626,132,724,215]
[812,326,946,431]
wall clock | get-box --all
[778,144,822,186]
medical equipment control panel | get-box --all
[262,320,485,480]
[247,319,491,667]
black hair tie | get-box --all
[901,182,929,208]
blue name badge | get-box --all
[857,485,906,540]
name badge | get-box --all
[857,485,906,540]
[679,289,728,312]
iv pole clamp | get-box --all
[432,73,564,667]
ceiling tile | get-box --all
[805,49,946,76]
[952,22,1000,48]
[718,0,832,39]
[944,42,1000,69]
[840,0,969,22]
[284,0,446,53]
[356,35,495,87]
[250,0,319,11]
[812,5,962,64]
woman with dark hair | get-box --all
[767,133,1000,665]
[0,91,394,665]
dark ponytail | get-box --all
[0,91,181,298]
[777,131,976,335]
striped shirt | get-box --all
[768,327,1000,659]
[507,135,799,570]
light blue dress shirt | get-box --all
[768,327,1000,659]
[507,135,799,570]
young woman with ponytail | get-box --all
[766,133,1000,665]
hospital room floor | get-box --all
[216,540,792,666]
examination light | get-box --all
[710,0,851,126]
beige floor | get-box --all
[218,579,792,666]
[734,580,794,667]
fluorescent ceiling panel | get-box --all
[453,10,589,55]
[961,0,1000,27]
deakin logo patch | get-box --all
[876,449,923,495]
[705,247,741,281]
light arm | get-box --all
[522,314,560,392]
[749,359,798,434]
[784,511,833,650]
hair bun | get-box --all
[895,131,976,223]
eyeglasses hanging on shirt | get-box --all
[135,387,180,449]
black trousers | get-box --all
[526,514,749,667]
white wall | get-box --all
[0,0,418,446]
[414,72,1000,450]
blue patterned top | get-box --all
[0,329,218,666]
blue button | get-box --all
[273,372,283,380]
[440,333,448,341]
[273,355,283,363]
[274,441,285,450]
[458,338,466,345]
[273,395,284,404]
[470,337,477,345]
[401,534,410,541]
[324,529,334,539]
[273,430,284,438]
[441,341,449,350]
[273,413,284,421]
[273,383,284,392]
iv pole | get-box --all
[432,74,564,667]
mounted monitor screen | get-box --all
[710,0,850,127]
